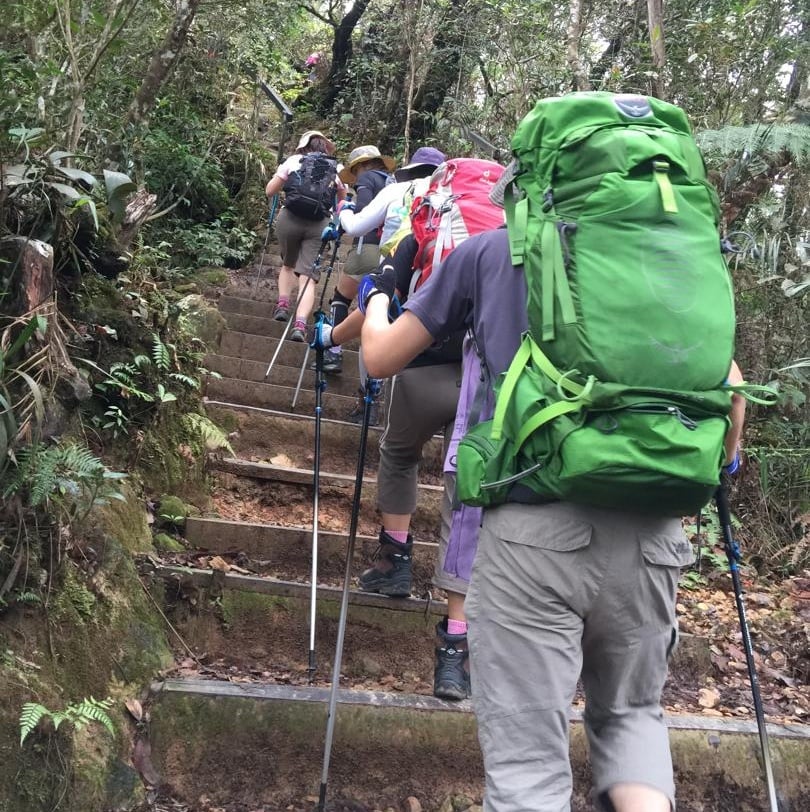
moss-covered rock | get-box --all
[197,267,229,287]
[157,495,187,527]
[176,293,225,349]
[0,488,172,811]
[154,532,185,552]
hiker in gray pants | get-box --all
[354,226,747,811]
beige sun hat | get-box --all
[339,145,397,184]
[296,130,335,154]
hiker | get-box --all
[317,145,395,378]
[264,130,344,342]
[350,94,748,810]
[332,146,447,425]
[313,157,504,700]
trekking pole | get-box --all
[307,307,329,681]
[264,243,325,380]
[251,194,279,298]
[292,235,342,410]
[316,376,380,812]
[715,482,781,812]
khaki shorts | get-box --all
[465,502,693,811]
[275,207,326,280]
[344,242,382,278]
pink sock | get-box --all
[277,296,289,308]
[447,619,467,636]
[294,318,306,331]
[385,529,409,544]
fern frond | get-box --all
[152,334,171,371]
[182,413,234,453]
[169,372,200,389]
[71,697,115,737]
[19,702,47,744]
[696,123,810,164]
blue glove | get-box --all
[358,269,396,315]
[723,450,741,475]
[321,225,340,242]
[336,199,356,216]
[308,312,334,350]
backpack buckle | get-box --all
[542,188,554,212]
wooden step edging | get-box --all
[211,457,443,493]
[151,564,445,615]
[184,517,438,555]
[148,679,810,809]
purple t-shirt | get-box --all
[404,228,528,385]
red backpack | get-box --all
[409,158,505,292]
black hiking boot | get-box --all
[358,529,413,597]
[434,618,471,701]
[347,386,380,426]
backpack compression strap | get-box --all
[489,333,595,447]
[504,183,577,341]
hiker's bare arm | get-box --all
[265,175,284,197]
[362,296,433,378]
[725,359,745,464]
[332,308,364,345]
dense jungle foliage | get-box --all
[0,0,808,673]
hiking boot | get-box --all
[289,326,306,342]
[311,349,342,374]
[358,529,413,597]
[273,303,290,322]
[347,387,380,426]
[434,619,471,701]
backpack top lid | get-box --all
[510,92,694,186]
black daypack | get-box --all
[283,152,338,220]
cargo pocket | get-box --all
[484,503,593,552]
[637,527,694,630]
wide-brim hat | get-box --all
[395,146,447,181]
[339,145,397,184]
[296,130,335,155]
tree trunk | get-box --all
[315,0,372,113]
[406,0,468,145]
[567,0,590,91]
[127,0,202,128]
[646,0,666,98]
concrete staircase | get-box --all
[143,262,810,811]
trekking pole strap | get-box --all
[268,193,279,227]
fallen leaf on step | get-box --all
[270,453,294,467]
[209,556,230,572]
[125,698,143,721]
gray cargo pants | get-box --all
[465,501,693,811]
[376,362,466,594]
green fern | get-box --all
[696,123,810,164]
[182,413,233,453]
[19,696,114,744]
[4,441,124,509]
[151,334,171,371]
[169,372,201,389]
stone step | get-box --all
[219,328,360,366]
[211,457,443,493]
[204,403,445,478]
[183,518,439,588]
[221,310,361,350]
[205,375,360,417]
[205,353,362,397]
[149,679,810,812]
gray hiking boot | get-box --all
[358,529,413,597]
[434,618,471,701]
[289,326,306,342]
[347,386,380,426]
[273,303,290,321]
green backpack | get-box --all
[456,92,742,516]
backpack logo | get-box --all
[614,95,653,118]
